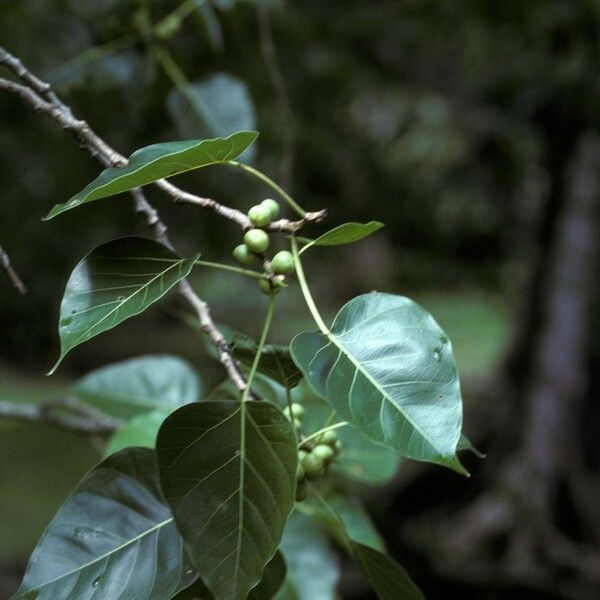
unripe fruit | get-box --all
[293,418,303,430]
[298,449,308,462]
[261,198,279,220]
[289,403,305,419]
[296,463,305,481]
[296,480,308,501]
[244,229,269,254]
[334,440,343,455]
[248,204,272,227]
[258,279,280,295]
[271,251,295,275]
[318,430,338,447]
[232,244,255,266]
[312,444,335,464]
[302,452,324,479]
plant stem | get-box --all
[298,421,349,448]
[194,259,266,280]
[241,294,277,403]
[227,160,306,217]
[291,236,330,335]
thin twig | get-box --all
[0,46,248,392]
[0,398,123,435]
[0,243,26,294]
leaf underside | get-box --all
[74,354,201,419]
[45,130,258,219]
[51,237,197,373]
[12,448,195,600]
[291,292,466,474]
[156,400,297,600]
[309,221,384,247]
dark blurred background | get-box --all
[1,1,598,598]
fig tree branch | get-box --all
[0,46,247,392]
[0,243,27,294]
[0,398,123,435]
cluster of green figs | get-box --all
[284,403,343,501]
[232,198,296,294]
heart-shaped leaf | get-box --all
[45,131,258,219]
[104,410,170,456]
[50,237,198,373]
[231,334,303,388]
[275,513,339,600]
[290,293,466,474]
[74,354,201,419]
[12,448,196,600]
[173,552,286,600]
[156,400,297,600]
[300,222,384,253]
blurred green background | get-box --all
[1,1,598,598]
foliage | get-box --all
[4,120,478,599]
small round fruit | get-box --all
[258,278,279,295]
[232,244,255,266]
[261,198,279,220]
[271,250,295,275]
[248,204,272,227]
[296,463,305,481]
[295,480,308,501]
[244,229,269,254]
[298,449,308,462]
[302,453,324,479]
[289,403,305,419]
[293,418,303,430]
[313,444,335,464]
[318,430,338,447]
[334,440,343,455]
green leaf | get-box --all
[104,410,169,456]
[50,237,198,374]
[12,448,195,600]
[231,334,303,388]
[306,493,385,552]
[156,400,297,600]
[167,75,257,162]
[290,293,466,474]
[173,552,286,600]
[301,221,384,252]
[274,513,339,600]
[74,354,201,419]
[45,131,258,219]
[298,384,400,484]
[351,542,424,600]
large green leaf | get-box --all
[301,221,384,252]
[45,131,258,219]
[291,292,465,474]
[173,552,286,600]
[74,354,201,419]
[156,400,297,600]
[274,513,339,600]
[231,334,303,388]
[12,448,195,600]
[351,542,424,600]
[50,237,198,374]
[104,410,170,456]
